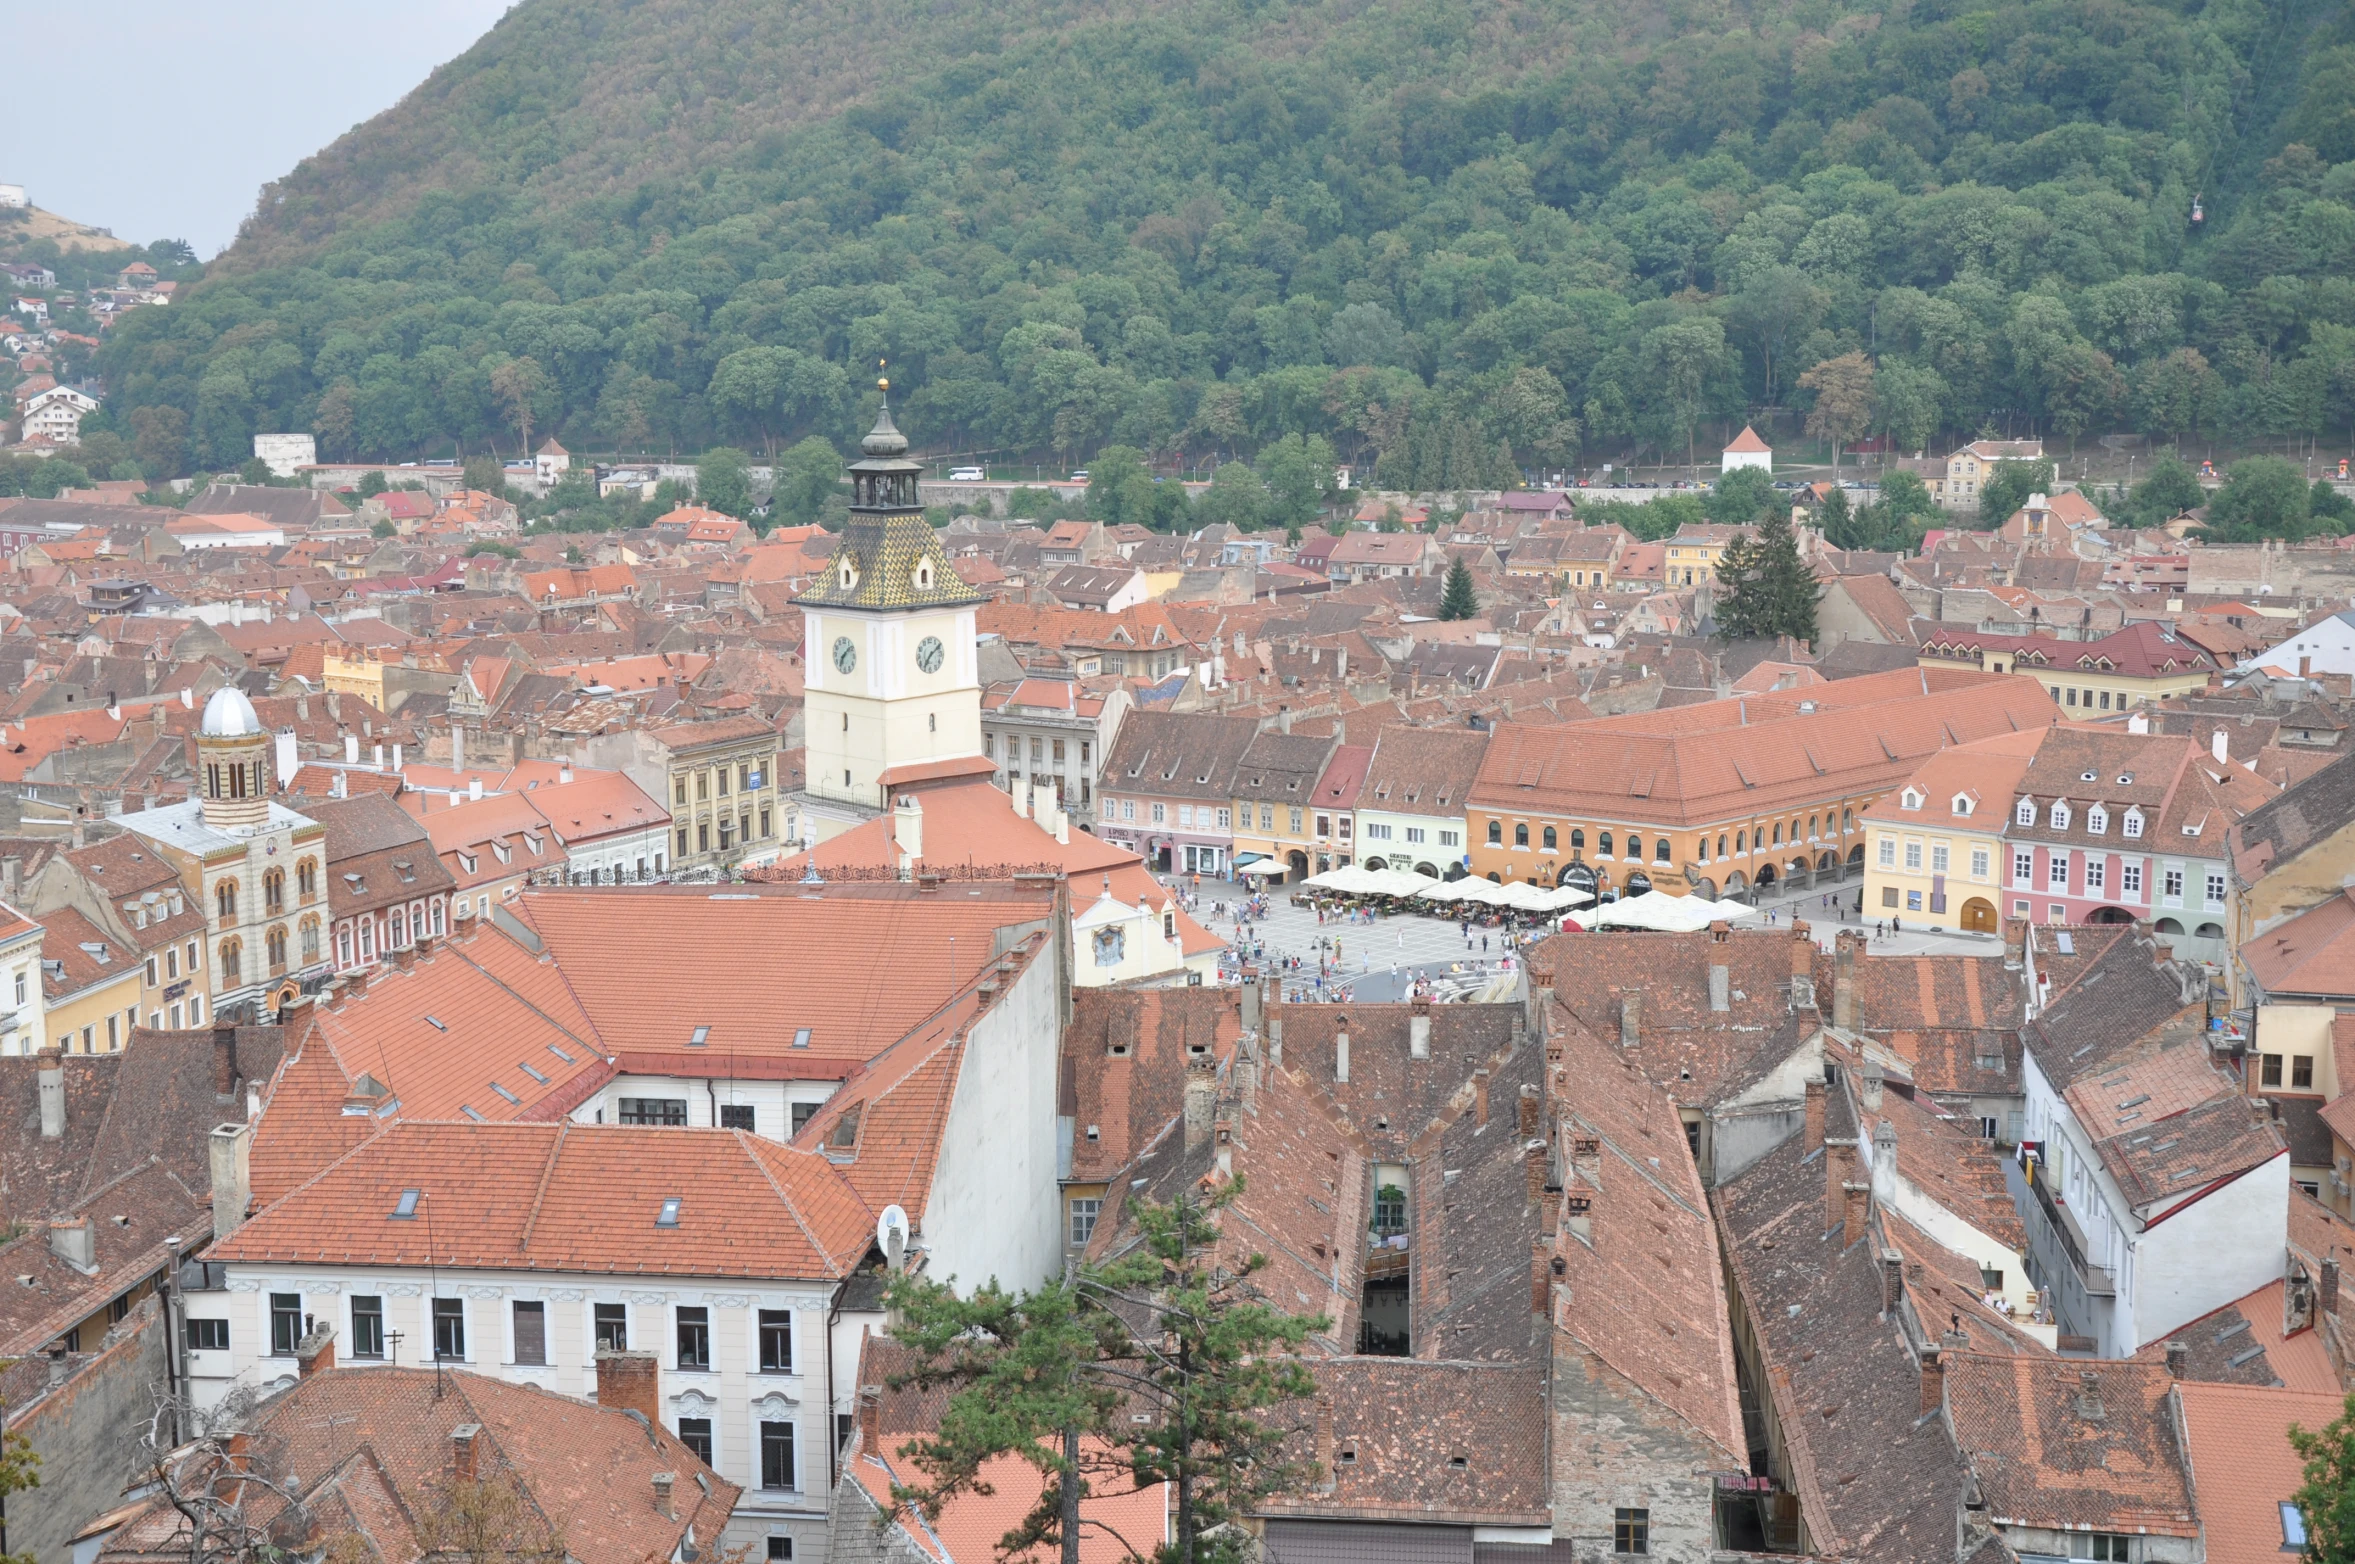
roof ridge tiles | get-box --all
[738,1134,858,1280]
[518,1121,567,1252]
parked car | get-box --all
[1068,470,1090,482]
[948,466,986,481]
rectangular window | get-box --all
[1069,1197,1102,1246]
[1258,804,1272,831]
[186,1317,229,1352]
[270,1292,304,1356]
[1970,847,1990,879]
[679,1417,714,1465]
[1216,808,1232,830]
[2264,1053,2285,1087]
[2049,853,2069,890]
[2084,1536,2131,1562]
[768,1540,794,1562]
[677,1306,710,1369]
[2123,863,2143,895]
[2206,872,2226,908]
[513,1301,546,1366]
[2014,850,2034,885]
[1405,826,1424,844]
[432,1299,465,1361]
[1150,803,1166,825]
[1439,830,1459,847]
[1903,840,1922,871]
[352,1295,384,1357]
[618,1098,688,1126]
[595,1303,628,1353]
[2294,1055,2315,1090]
[791,1101,820,1137]
[2086,859,2104,892]
[1905,890,1922,910]
[720,1104,755,1131]
[759,1310,794,1373]
[1178,805,1194,829]
[762,1421,797,1491]
[2165,868,2184,902]
[1289,807,1303,834]
[1882,886,1899,908]
[1124,800,1137,822]
[1931,842,1950,874]
[1614,1508,1649,1555]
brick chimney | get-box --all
[1619,993,1640,1048]
[858,1381,883,1454]
[1824,1137,1853,1235]
[213,1026,239,1100]
[209,1123,252,1239]
[2164,1340,2187,1377]
[36,1047,63,1139]
[1531,1235,1553,1317]
[1843,1178,1869,1249]
[295,1322,336,1377]
[1919,1345,1946,1414]
[2325,1258,2342,1316]
[1474,1069,1490,1128]
[1517,1082,1538,1137]
[1315,1392,1337,1490]
[651,1472,676,1521]
[1833,930,1864,1029]
[1524,1136,1548,1201]
[595,1349,660,1426]
[1183,1064,1217,1153]
[451,1423,481,1482]
[1804,1077,1825,1154]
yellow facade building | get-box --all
[1858,732,2042,932]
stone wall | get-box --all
[5,1297,172,1564]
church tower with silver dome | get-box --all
[113,687,328,1023]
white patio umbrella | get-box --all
[1236,858,1290,876]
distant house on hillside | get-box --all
[1722,425,1772,472]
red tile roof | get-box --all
[216,1120,874,1279]
[2177,1381,2344,1564]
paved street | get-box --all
[1173,869,1998,1003]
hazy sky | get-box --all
[5,0,515,258]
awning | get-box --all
[1232,852,1268,867]
[1237,859,1290,875]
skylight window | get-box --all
[793,1027,812,1049]
[690,1025,710,1047]
[459,1105,485,1122]
[518,1061,548,1084]
[548,1044,576,1063]
[425,1015,447,1031]
[391,1189,421,1220]
[489,1082,520,1104]
[656,1197,682,1228]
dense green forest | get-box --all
[82,0,2355,490]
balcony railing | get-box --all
[2026,1163,2116,1297]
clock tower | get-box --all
[796,394,990,830]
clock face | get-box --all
[832,636,857,674]
[916,635,945,674]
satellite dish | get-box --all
[878,1204,909,1270]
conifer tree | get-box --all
[1715,508,1819,644]
[1819,485,1870,550]
[1439,555,1480,620]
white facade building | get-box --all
[21,386,97,445]
[0,902,48,1055]
[252,433,316,478]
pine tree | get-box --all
[883,1180,1328,1564]
[1819,485,1872,550]
[1715,508,1819,644]
[1439,555,1480,620]
[2291,1393,2355,1562]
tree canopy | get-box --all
[71,0,2355,479]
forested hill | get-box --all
[92,0,2355,488]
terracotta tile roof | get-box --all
[1061,987,1243,1185]
[38,904,131,1001]
[2241,889,2355,999]
[1100,711,1261,803]
[2173,1380,2341,1564]
[1546,1003,1747,1458]
[1261,1361,1551,1526]
[647,712,779,751]
[2130,1278,2341,1393]
[1471,670,2059,825]
[523,770,669,844]
[1358,725,1489,815]
[1945,1355,2197,1538]
[1918,619,2221,680]
[215,1119,873,1279]
[1725,425,1771,453]
[2024,931,2206,1091]
[95,1367,737,1564]
[1529,926,1818,1110]
[1860,727,2044,832]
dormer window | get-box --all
[1900,788,1923,811]
[1952,794,1974,817]
[2122,808,2144,839]
[2015,799,2036,826]
[915,561,933,589]
[2080,771,2097,783]
[2050,800,2070,830]
[2087,805,2108,835]
[839,563,856,589]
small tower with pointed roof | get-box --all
[796,386,990,819]
[198,688,272,833]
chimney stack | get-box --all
[1409,999,1430,1059]
[37,1047,63,1139]
[652,1472,676,1520]
[1709,960,1730,1012]
[594,1349,660,1426]
[47,1217,96,1273]
[1268,1016,1283,1070]
[1517,1081,1538,1137]
[1804,1077,1825,1153]
[1881,1251,1903,1318]
[214,1025,239,1099]
[451,1422,480,1481]
[1825,1137,1852,1236]
[1834,929,1863,1029]
[2213,728,2229,766]
[2324,1258,2343,1316]
[1335,1027,1350,1084]
[1862,1064,1884,1112]
[1314,1393,1337,1491]
[1619,993,1640,1048]
[1842,1172,1869,1249]
[858,1382,883,1454]
[297,1323,337,1378]
[1919,1345,1946,1414]
[2164,1339,2188,1378]
[1524,1136,1548,1201]
[1474,1068,1490,1127]
[209,1123,252,1239]
[1183,1066,1217,1153]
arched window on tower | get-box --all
[216,880,237,923]
[266,925,287,974]
[220,939,241,987]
